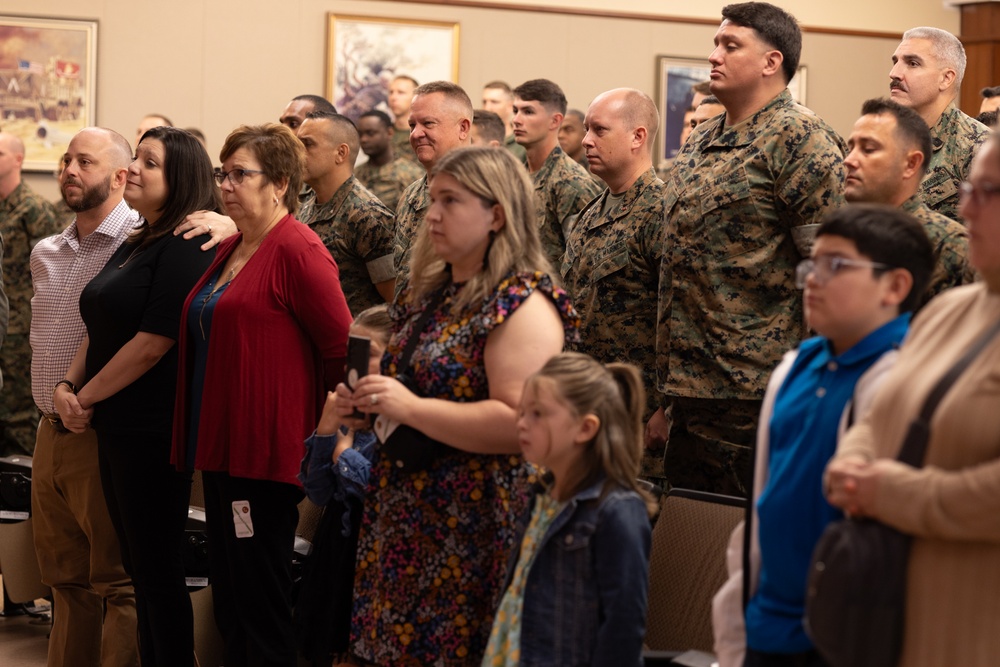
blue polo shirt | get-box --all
[745,314,910,654]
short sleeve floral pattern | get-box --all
[350,271,579,666]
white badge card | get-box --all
[232,500,254,538]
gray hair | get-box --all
[902,27,966,87]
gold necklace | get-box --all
[117,244,142,269]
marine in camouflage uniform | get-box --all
[901,194,976,300]
[919,104,989,224]
[299,176,396,315]
[0,181,61,456]
[562,168,666,476]
[657,89,847,496]
[391,175,430,298]
[529,145,601,269]
[355,156,422,214]
[392,129,418,164]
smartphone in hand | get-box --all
[346,335,371,419]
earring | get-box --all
[273,196,279,205]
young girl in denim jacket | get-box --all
[295,305,390,666]
[482,351,657,667]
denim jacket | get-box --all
[297,428,376,535]
[509,475,652,667]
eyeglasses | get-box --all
[213,168,264,186]
[958,181,1000,207]
[795,256,892,289]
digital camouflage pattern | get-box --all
[355,156,423,214]
[392,175,430,298]
[528,145,601,269]
[919,104,989,224]
[298,176,396,315]
[0,181,61,455]
[562,168,666,420]
[657,90,847,403]
[901,195,976,300]
[392,129,418,165]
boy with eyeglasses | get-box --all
[713,203,935,667]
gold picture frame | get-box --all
[0,15,98,172]
[325,14,460,121]
[654,55,806,165]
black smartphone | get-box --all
[346,335,371,419]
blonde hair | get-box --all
[408,146,554,312]
[528,352,657,517]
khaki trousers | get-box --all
[31,419,139,667]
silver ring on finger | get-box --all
[370,393,380,406]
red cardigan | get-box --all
[171,214,351,485]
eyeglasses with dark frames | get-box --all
[213,168,265,186]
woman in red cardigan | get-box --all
[172,123,351,667]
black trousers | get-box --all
[97,429,193,667]
[745,647,829,667]
[203,471,303,667]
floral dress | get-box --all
[350,271,579,666]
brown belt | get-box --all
[40,413,71,434]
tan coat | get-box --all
[833,283,1000,667]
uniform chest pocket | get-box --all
[694,169,764,260]
[920,170,958,207]
[591,241,630,282]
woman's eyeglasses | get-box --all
[213,168,264,186]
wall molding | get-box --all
[376,0,902,39]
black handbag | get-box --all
[377,288,454,472]
[805,317,1000,667]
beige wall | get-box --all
[14,0,960,201]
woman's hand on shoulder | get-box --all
[176,210,238,250]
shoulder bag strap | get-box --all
[897,317,1000,467]
[396,287,448,375]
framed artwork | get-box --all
[0,15,98,172]
[326,14,459,121]
[654,55,806,165]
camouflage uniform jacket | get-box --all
[562,168,666,415]
[0,181,62,334]
[901,194,975,299]
[392,174,430,298]
[298,176,396,315]
[658,89,847,400]
[528,145,602,269]
[392,129,418,164]
[355,157,422,214]
[920,104,989,224]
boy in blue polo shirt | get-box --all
[713,204,936,667]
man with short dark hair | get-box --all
[296,111,396,313]
[558,109,589,170]
[561,88,668,480]
[388,75,420,163]
[134,113,171,147]
[980,85,1000,114]
[354,110,422,213]
[482,80,527,161]
[278,94,337,132]
[681,96,726,145]
[513,78,601,268]
[656,2,847,496]
[0,131,60,456]
[392,81,473,291]
[889,27,989,222]
[843,97,974,301]
[470,109,505,147]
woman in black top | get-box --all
[54,127,222,667]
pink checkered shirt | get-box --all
[30,199,140,413]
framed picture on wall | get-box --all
[325,14,459,122]
[654,55,806,166]
[0,15,98,173]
